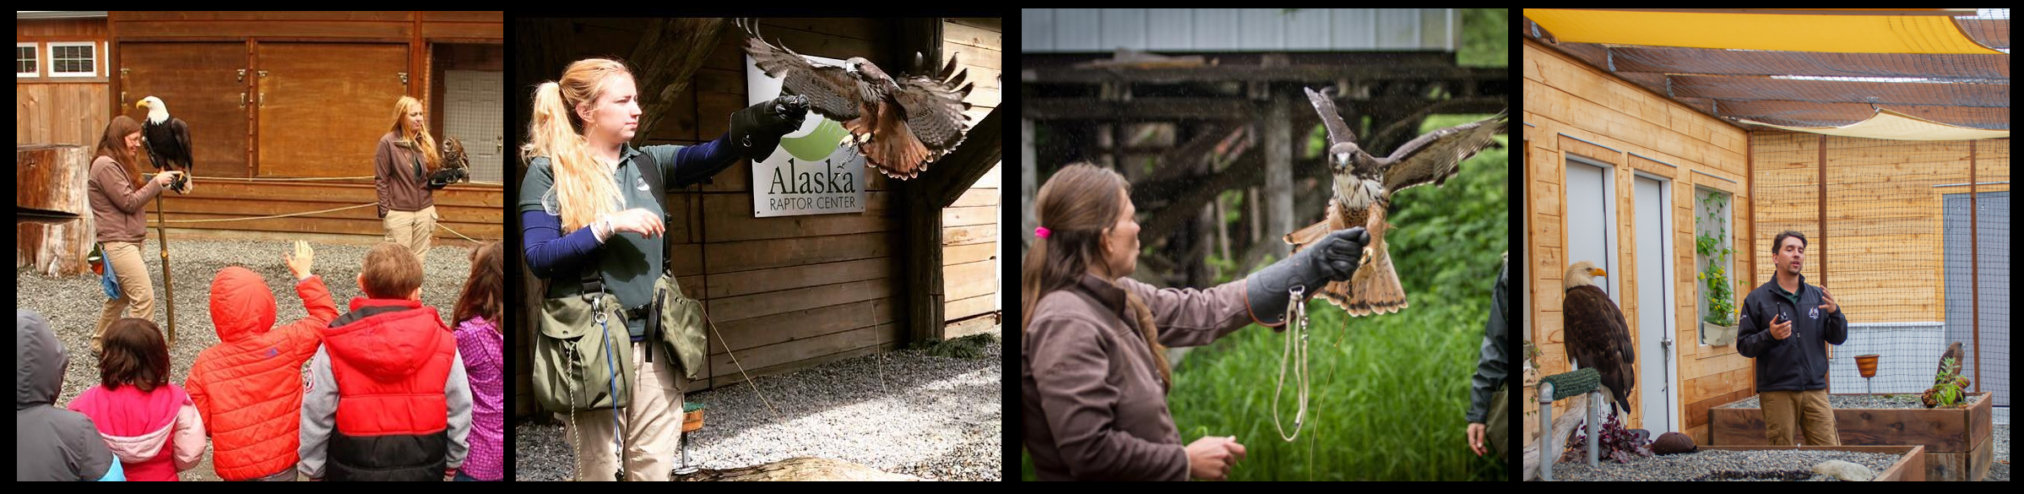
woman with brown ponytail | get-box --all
[1020,163,1369,481]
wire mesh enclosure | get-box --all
[1750,132,2009,419]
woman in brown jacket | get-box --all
[1021,163,1369,480]
[86,115,182,355]
[375,95,444,264]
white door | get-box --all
[1635,175,1675,432]
[1565,157,1616,299]
[444,69,504,184]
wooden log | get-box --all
[17,144,95,276]
[675,457,920,481]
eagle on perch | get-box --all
[1562,261,1637,417]
[735,18,976,180]
[1284,86,1507,316]
[136,96,194,193]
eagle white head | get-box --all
[136,96,170,124]
[1564,261,1607,290]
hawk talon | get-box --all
[1360,246,1374,266]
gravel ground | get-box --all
[1990,424,2011,482]
[1550,449,1906,481]
[18,238,475,481]
[1719,393,1945,409]
[516,326,1002,481]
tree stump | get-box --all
[674,457,921,481]
[17,144,95,276]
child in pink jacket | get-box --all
[68,318,206,481]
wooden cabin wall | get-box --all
[939,18,1002,336]
[1524,38,1757,443]
[1750,130,2010,324]
[99,11,504,242]
[17,17,111,149]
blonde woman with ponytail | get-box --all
[1020,163,1371,481]
[519,57,807,481]
[375,95,445,264]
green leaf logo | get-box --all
[778,117,851,162]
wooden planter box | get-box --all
[1698,445,1925,481]
[1710,392,1992,481]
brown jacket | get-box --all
[87,155,164,244]
[1021,274,1258,480]
[374,131,435,217]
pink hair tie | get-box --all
[1035,227,1051,239]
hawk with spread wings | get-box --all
[736,18,975,180]
[1284,87,1507,316]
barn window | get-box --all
[16,43,36,78]
[47,41,96,78]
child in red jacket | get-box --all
[70,317,206,481]
[298,242,472,481]
[184,241,335,481]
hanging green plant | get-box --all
[1695,191,1737,327]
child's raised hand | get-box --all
[284,240,315,280]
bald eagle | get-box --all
[1563,260,1636,417]
[136,96,194,194]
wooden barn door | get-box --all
[118,42,249,179]
[255,43,408,178]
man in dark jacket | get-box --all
[1466,255,1509,460]
[1736,231,1847,446]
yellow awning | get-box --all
[1739,109,2010,141]
[1526,9,2006,54]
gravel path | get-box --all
[19,238,475,481]
[516,326,1002,481]
[1990,424,2011,482]
[1550,449,1906,481]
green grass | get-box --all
[1022,133,1509,481]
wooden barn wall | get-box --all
[1523,38,1756,443]
[102,11,504,242]
[17,17,112,149]
[939,18,1003,335]
[1750,130,2010,324]
[510,18,997,415]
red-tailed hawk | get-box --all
[736,18,975,180]
[1563,261,1636,416]
[1284,86,1507,315]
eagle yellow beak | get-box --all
[1590,268,1607,277]
[135,100,148,109]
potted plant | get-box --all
[1696,191,1739,346]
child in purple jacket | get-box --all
[450,241,505,481]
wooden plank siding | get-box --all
[91,12,506,243]
[939,18,1004,334]
[1750,131,2009,324]
[1524,38,1756,444]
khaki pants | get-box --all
[94,241,154,353]
[565,340,685,481]
[384,206,437,264]
[1761,388,1839,446]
